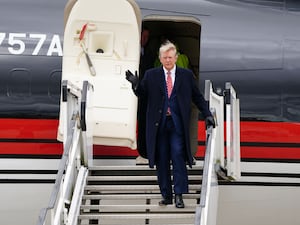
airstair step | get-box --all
[87,175,202,181]
[88,165,203,171]
[82,193,200,200]
[81,204,197,212]
[87,175,158,181]
[79,223,193,225]
[78,212,195,220]
[89,165,152,170]
[80,224,193,225]
[85,184,201,192]
[88,166,203,177]
[78,164,202,225]
[79,212,195,225]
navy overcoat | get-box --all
[135,66,212,168]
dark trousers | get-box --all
[156,116,188,199]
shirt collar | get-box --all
[163,65,176,75]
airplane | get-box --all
[0,0,300,225]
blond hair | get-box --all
[159,40,177,58]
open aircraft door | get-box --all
[58,0,141,149]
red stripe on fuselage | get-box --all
[0,142,62,155]
[0,118,59,139]
[241,146,300,159]
[240,121,300,143]
[0,119,299,160]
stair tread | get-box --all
[85,184,200,191]
[81,204,197,212]
[79,164,202,224]
[79,224,193,225]
[87,175,202,181]
[78,213,195,219]
[89,165,203,171]
[82,193,200,199]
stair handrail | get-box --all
[37,80,93,225]
[66,166,89,225]
[195,80,241,225]
[194,80,224,225]
[194,122,218,225]
[205,81,225,169]
[36,118,76,225]
[224,82,241,179]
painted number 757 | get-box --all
[0,32,63,56]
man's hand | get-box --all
[125,70,139,90]
[205,116,216,129]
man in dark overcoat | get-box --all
[126,41,215,208]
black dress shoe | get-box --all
[175,194,185,208]
[159,198,172,206]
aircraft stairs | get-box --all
[37,80,241,225]
[78,164,202,225]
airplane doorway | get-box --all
[142,18,201,77]
[141,18,201,156]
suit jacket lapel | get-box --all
[174,68,182,93]
[158,67,166,95]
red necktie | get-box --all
[166,71,173,98]
[166,71,172,115]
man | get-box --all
[126,41,215,208]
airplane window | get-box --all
[48,70,61,102]
[8,68,31,97]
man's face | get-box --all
[159,49,177,71]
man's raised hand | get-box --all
[125,70,139,90]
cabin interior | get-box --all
[142,20,201,79]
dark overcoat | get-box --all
[135,66,212,168]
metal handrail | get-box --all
[37,118,76,225]
[37,80,93,225]
[225,82,241,180]
[194,125,216,225]
[199,126,214,208]
[195,80,240,225]
[195,80,220,225]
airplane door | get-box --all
[59,0,141,149]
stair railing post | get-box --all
[225,82,241,180]
[205,80,225,169]
[80,81,94,167]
